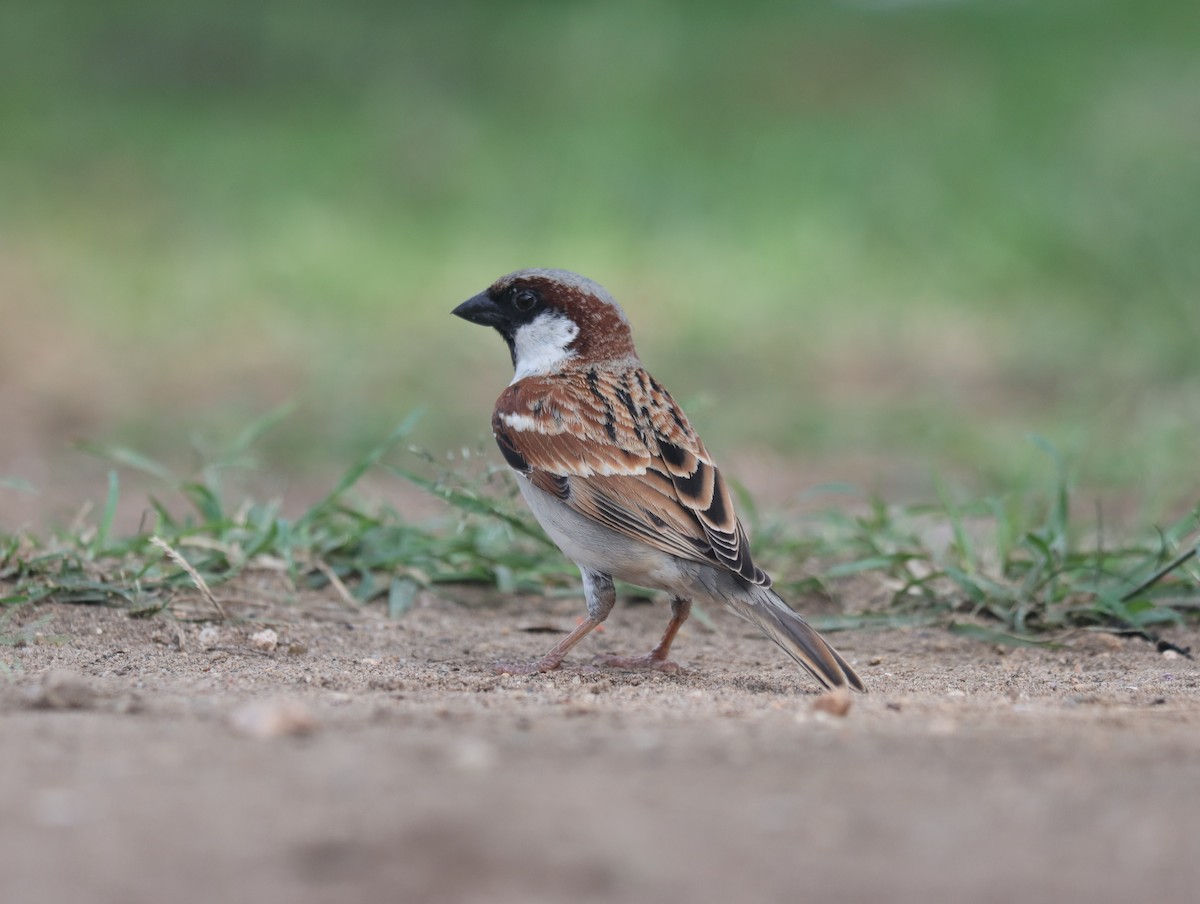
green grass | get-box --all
[2,416,1196,661]
[788,475,1200,647]
[2,415,567,611]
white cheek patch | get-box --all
[511,312,580,382]
[497,412,540,432]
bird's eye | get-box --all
[512,289,539,312]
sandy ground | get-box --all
[2,585,1199,904]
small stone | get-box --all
[1162,649,1181,661]
[228,699,317,739]
[368,676,406,692]
[249,629,279,652]
[197,626,220,646]
[811,687,852,717]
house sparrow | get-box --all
[452,269,865,692]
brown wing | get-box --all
[493,367,769,586]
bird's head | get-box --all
[452,269,638,380]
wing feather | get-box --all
[493,368,768,586]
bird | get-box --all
[451,268,865,692]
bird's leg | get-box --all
[492,617,603,675]
[594,596,691,674]
[493,569,616,675]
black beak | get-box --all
[451,292,507,328]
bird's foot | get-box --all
[591,652,682,674]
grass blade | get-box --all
[387,466,554,546]
[0,477,38,494]
[388,576,419,618]
[75,442,175,482]
[947,622,1060,648]
[93,470,120,555]
[296,411,423,527]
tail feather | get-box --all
[726,586,866,692]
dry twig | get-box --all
[150,536,227,620]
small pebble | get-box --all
[249,629,279,652]
[811,687,852,717]
[228,699,317,739]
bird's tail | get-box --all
[725,584,866,692]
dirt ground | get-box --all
[2,584,1199,904]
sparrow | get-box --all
[451,268,865,692]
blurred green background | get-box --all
[2,0,1197,522]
